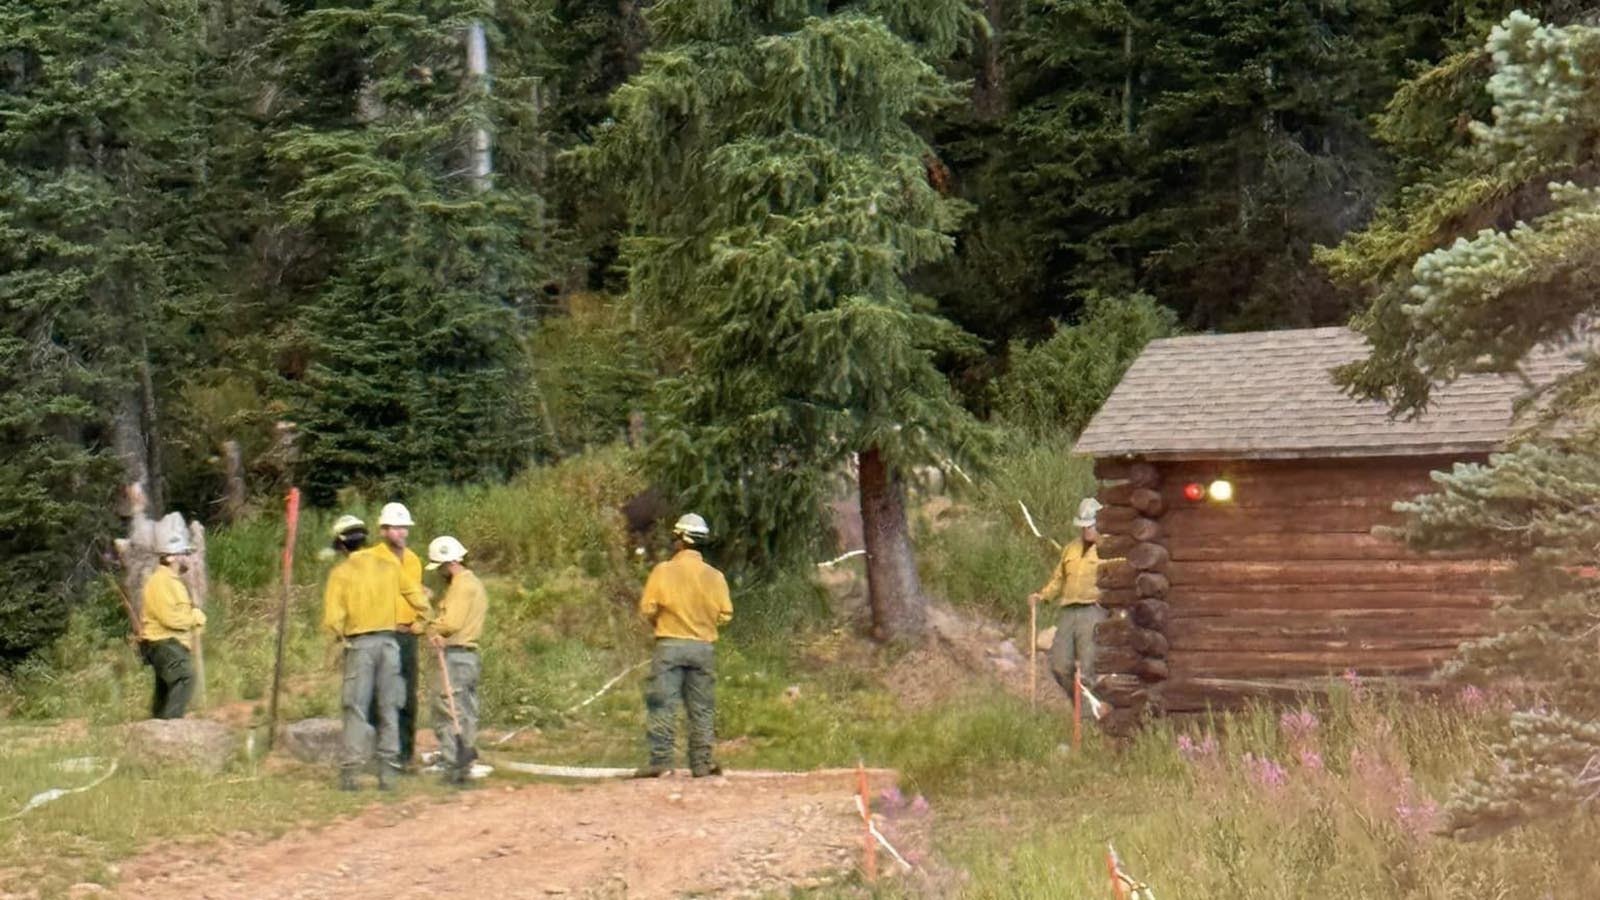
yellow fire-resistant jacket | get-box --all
[430,569,487,649]
[355,545,428,627]
[639,549,732,643]
[141,565,206,648]
[323,548,427,639]
[1039,539,1102,606]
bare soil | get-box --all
[115,770,909,899]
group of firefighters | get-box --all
[137,502,735,790]
[137,492,1103,788]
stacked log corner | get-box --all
[1092,459,1169,735]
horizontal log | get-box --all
[1131,488,1166,518]
[1097,646,1140,675]
[1130,516,1163,543]
[1128,462,1161,489]
[1096,616,1170,657]
[1170,588,1501,608]
[1166,532,1482,563]
[1169,648,1455,680]
[1097,534,1153,559]
[1135,657,1170,682]
[1168,560,1502,589]
[1094,673,1145,707]
[1099,588,1138,609]
[1136,572,1170,600]
[1097,505,1139,534]
[1166,609,1493,633]
[1097,559,1135,589]
[1160,464,1442,498]
[1128,542,1169,572]
[1132,599,1170,631]
[1159,675,1451,713]
[1169,634,1474,654]
[1101,482,1138,506]
[1165,506,1401,535]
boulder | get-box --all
[122,719,236,775]
[283,717,344,766]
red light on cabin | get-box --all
[1182,482,1206,502]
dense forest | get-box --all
[4,0,1596,661]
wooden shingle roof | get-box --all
[1073,326,1587,460]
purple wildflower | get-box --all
[1395,779,1440,838]
[879,786,905,811]
[909,795,930,816]
[1297,748,1324,772]
[1457,685,1489,714]
[1343,668,1365,699]
[1279,709,1320,746]
[1242,753,1289,791]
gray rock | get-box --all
[122,718,236,775]
[283,717,344,765]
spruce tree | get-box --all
[1330,12,1600,839]
[583,0,991,640]
[0,0,202,660]
[254,0,552,503]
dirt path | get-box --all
[115,770,901,899]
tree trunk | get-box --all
[858,448,927,642]
[973,0,1006,120]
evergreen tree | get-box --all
[0,0,202,660]
[583,0,992,640]
[1329,12,1600,839]
[252,0,553,503]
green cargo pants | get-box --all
[141,638,194,719]
[432,648,481,772]
[645,638,717,775]
[341,632,401,775]
[1049,603,1108,690]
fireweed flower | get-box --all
[1279,709,1320,746]
[1242,753,1289,790]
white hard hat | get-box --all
[331,514,366,538]
[425,535,468,570]
[672,513,711,544]
[378,502,415,528]
[158,529,193,556]
[1073,497,1103,528]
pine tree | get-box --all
[252,0,553,503]
[1330,12,1600,839]
[583,0,992,640]
[0,0,203,660]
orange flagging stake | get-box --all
[856,760,877,882]
[1107,843,1127,900]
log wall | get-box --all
[1091,455,1501,725]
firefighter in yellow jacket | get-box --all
[1029,498,1106,690]
[140,529,206,719]
[424,535,486,785]
[322,515,428,791]
[638,514,732,778]
[358,502,429,770]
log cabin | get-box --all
[1071,326,1582,728]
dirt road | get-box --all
[115,770,901,899]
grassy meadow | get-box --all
[2,441,1595,898]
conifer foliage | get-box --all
[0,0,200,660]
[1334,12,1600,839]
[584,0,990,639]
[261,0,548,503]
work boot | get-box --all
[377,764,399,791]
[633,764,670,779]
[692,763,723,779]
[338,770,360,792]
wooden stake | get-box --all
[1029,597,1038,711]
[266,488,300,751]
[1073,664,1083,750]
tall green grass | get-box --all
[918,434,1095,623]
